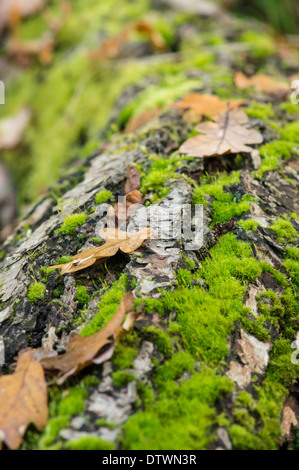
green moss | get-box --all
[38,416,70,450]
[238,219,260,231]
[75,285,91,306]
[58,213,88,235]
[123,368,234,450]
[282,259,299,286]
[58,388,88,416]
[245,102,274,120]
[148,234,262,363]
[27,282,46,303]
[278,122,299,144]
[260,261,289,288]
[80,274,127,336]
[113,332,140,370]
[240,31,276,58]
[154,352,194,389]
[280,102,299,115]
[95,190,114,205]
[271,217,298,243]
[255,140,296,179]
[285,246,299,261]
[194,171,252,225]
[143,326,174,358]
[56,256,73,265]
[66,437,115,450]
[112,371,135,388]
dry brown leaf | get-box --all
[0,108,31,150]
[0,349,48,450]
[135,20,166,51]
[7,34,54,65]
[49,227,153,274]
[172,93,245,121]
[179,107,263,158]
[40,292,138,383]
[124,165,141,194]
[89,20,166,61]
[125,107,160,133]
[113,190,143,228]
[234,71,289,98]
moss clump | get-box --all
[75,285,90,306]
[240,31,276,58]
[271,217,298,244]
[278,122,299,144]
[55,255,73,265]
[38,382,89,449]
[255,140,296,179]
[245,102,274,120]
[58,213,88,235]
[238,219,260,231]
[95,190,114,205]
[123,368,234,450]
[280,102,299,115]
[282,260,299,286]
[144,234,262,363]
[193,172,252,225]
[144,326,174,358]
[27,282,46,303]
[66,437,115,450]
[113,332,140,370]
[112,371,135,388]
[154,352,194,389]
[80,274,127,336]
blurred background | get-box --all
[0,0,298,242]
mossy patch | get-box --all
[95,190,114,205]
[80,274,127,337]
[57,213,88,235]
[27,282,46,303]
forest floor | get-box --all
[0,0,299,451]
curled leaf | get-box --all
[49,227,153,274]
[40,292,137,384]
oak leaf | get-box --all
[49,227,153,274]
[0,349,48,450]
[179,107,263,158]
[172,93,245,121]
[125,107,160,133]
[40,292,138,384]
[234,71,289,98]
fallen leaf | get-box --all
[89,20,166,61]
[0,349,48,450]
[135,20,166,51]
[7,34,54,65]
[124,165,141,195]
[234,71,289,98]
[179,107,263,158]
[49,227,153,274]
[0,108,31,150]
[40,292,139,383]
[172,93,245,121]
[125,107,160,133]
